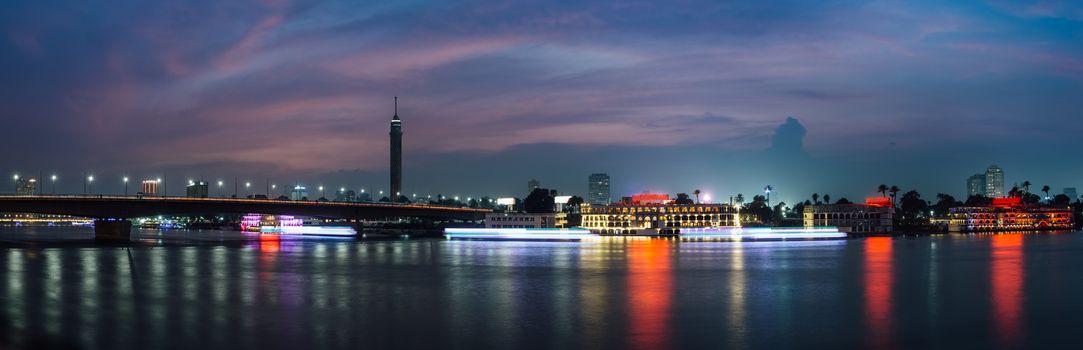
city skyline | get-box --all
[2,1,1082,203]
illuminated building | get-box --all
[0,213,91,225]
[588,173,610,205]
[485,212,566,228]
[290,185,309,201]
[580,193,739,235]
[185,181,209,198]
[948,197,1073,232]
[390,97,403,201]
[15,177,37,195]
[803,197,894,234]
[985,165,1005,198]
[141,180,160,195]
[967,174,986,197]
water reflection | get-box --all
[627,239,673,350]
[991,234,1024,347]
[864,237,894,349]
[0,230,1079,349]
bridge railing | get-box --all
[0,194,490,212]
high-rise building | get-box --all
[290,185,309,201]
[588,173,610,205]
[141,180,160,195]
[528,179,540,194]
[389,97,403,201]
[984,165,1004,198]
[1065,188,1078,202]
[15,177,37,195]
[967,174,986,197]
[186,181,209,198]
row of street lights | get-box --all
[10,172,487,205]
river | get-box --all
[0,226,1080,349]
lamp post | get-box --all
[87,175,94,195]
[123,177,129,196]
[12,174,18,194]
[50,174,56,195]
[217,180,223,197]
[245,182,251,198]
[319,186,325,200]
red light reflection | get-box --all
[991,234,1023,346]
[259,234,281,253]
[864,237,893,349]
[627,239,672,350]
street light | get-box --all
[12,174,18,194]
[319,186,325,199]
[217,180,224,197]
[50,174,56,195]
[245,182,251,197]
[87,175,94,195]
[123,177,129,196]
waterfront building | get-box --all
[141,180,160,195]
[0,213,91,225]
[485,212,567,229]
[290,186,309,201]
[185,181,209,198]
[967,174,986,197]
[528,179,541,194]
[389,97,403,201]
[580,193,739,235]
[803,197,894,234]
[1065,188,1078,202]
[985,165,1004,198]
[15,177,37,195]
[948,197,1073,232]
[588,173,611,205]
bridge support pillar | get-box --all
[94,219,132,241]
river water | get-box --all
[0,227,1081,349]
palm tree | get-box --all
[1041,185,1050,201]
[735,193,745,205]
[878,184,888,197]
[889,186,900,206]
[1022,181,1032,194]
[812,193,820,205]
[823,194,831,205]
[693,189,701,204]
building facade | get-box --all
[967,174,986,197]
[389,97,403,201]
[803,198,894,234]
[141,180,160,195]
[485,212,566,229]
[985,165,1004,198]
[290,186,309,201]
[588,173,610,205]
[948,197,1073,232]
[186,181,209,198]
[15,177,37,195]
[580,196,739,235]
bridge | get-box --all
[0,195,490,240]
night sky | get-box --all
[2,0,1081,204]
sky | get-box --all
[1,0,1082,204]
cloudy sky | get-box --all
[2,0,1081,203]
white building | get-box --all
[803,198,894,234]
[985,165,1004,198]
[485,212,566,229]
